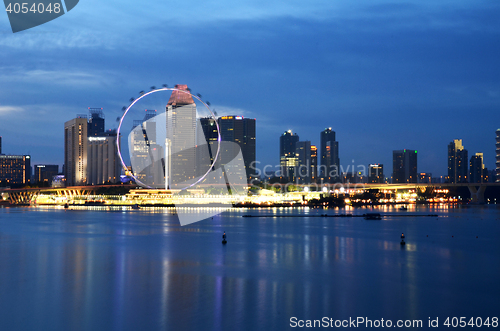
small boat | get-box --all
[364,213,382,220]
[131,204,140,210]
[399,206,408,211]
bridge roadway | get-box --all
[1,183,499,205]
[290,182,500,204]
[0,185,130,204]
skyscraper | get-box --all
[34,164,59,184]
[496,129,500,182]
[469,153,486,183]
[64,116,88,186]
[320,128,340,183]
[280,130,299,158]
[65,110,121,187]
[310,145,318,183]
[217,116,256,182]
[130,110,163,186]
[0,155,31,185]
[295,141,311,183]
[88,108,105,137]
[369,164,384,183]
[279,130,299,182]
[198,117,219,178]
[166,84,196,187]
[393,150,417,183]
[87,132,122,185]
[448,139,468,183]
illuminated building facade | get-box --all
[166,84,196,187]
[469,153,487,183]
[218,116,256,182]
[280,130,299,182]
[64,116,88,186]
[295,141,312,184]
[34,164,59,184]
[87,133,121,185]
[0,155,31,185]
[369,164,384,183]
[88,108,105,137]
[393,149,417,183]
[320,128,340,183]
[130,110,164,186]
[448,139,468,183]
[198,117,219,178]
[310,145,317,183]
[496,129,500,182]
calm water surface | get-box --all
[0,205,498,330]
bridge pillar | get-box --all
[468,185,486,204]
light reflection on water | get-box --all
[0,205,498,330]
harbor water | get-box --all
[0,205,498,330]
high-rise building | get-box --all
[88,108,105,137]
[34,164,59,184]
[198,117,219,178]
[166,84,197,187]
[448,139,468,183]
[310,145,318,183]
[393,149,417,183]
[320,128,340,183]
[369,164,384,183]
[0,155,31,185]
[279,130,299,182]
[280,130,299,159]
[469,153,487,183]
[64,116,88,186]
[217,116,256,182]
[0,136,2,155]
[496,129,500,182]
[295,141,312,184]
[130,110,163,186]
[87,131,122,185]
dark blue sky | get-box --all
[1,0,499,177]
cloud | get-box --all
[211,105,254,118]
[0,66,115,88]
[0,105,24,115]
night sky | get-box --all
[1,0,499,177]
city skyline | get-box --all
[1,0,500,177]
[2,111,500,182]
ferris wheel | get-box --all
[116,86,221,190]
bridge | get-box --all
[0,185,131,205]
[1,183,499,205]
[266,182,500,204]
